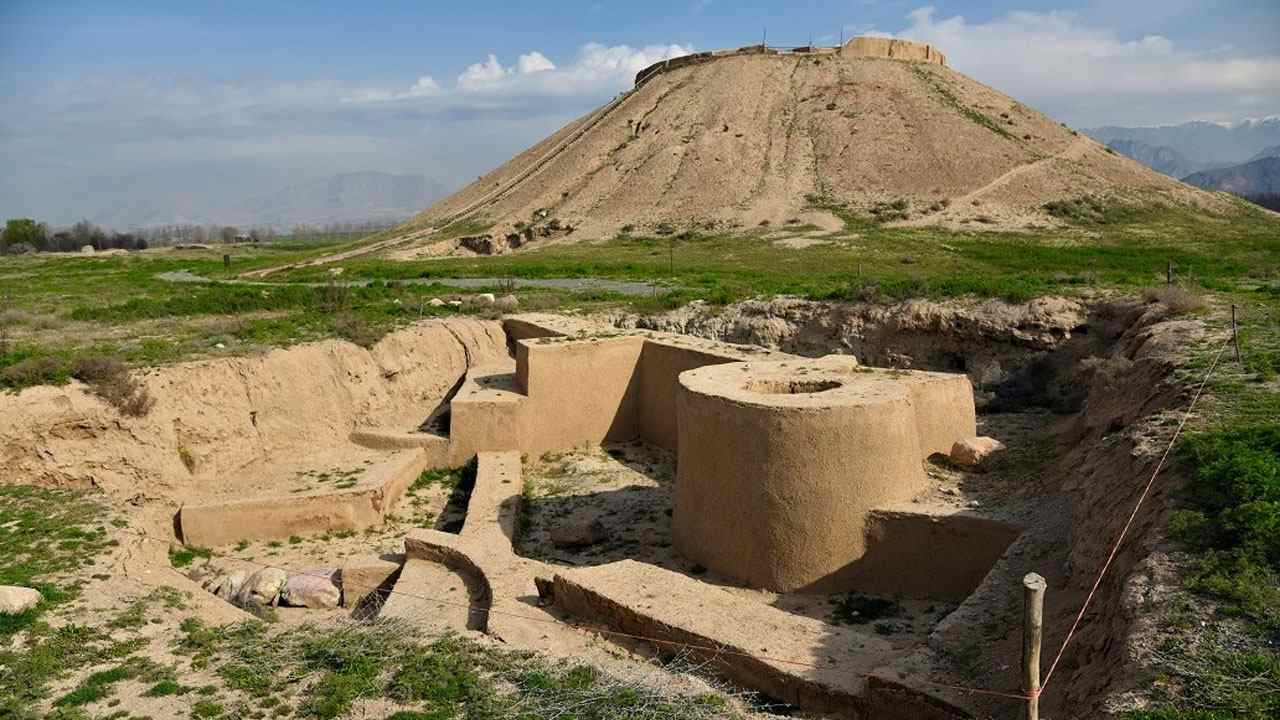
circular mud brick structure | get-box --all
[673,356,972,592]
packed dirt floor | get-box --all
[0,294,1215,718]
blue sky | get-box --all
[2,1,1278,226]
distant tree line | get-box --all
[0,218,398,255]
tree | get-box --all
[2,218,47,252]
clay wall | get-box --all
[515,336,646,456]
[841,36,947,65]
[632,36,944,87]
[635,339,745,449]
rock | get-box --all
[428,298,446,307]
[495,294,519,312]
[474,293,496,306]
[448,300,463,307]
[204,571,248,601]
[0,585,42,615]
[340,557,403,609]
[328,267,344,276]
[234,568,288,607]
[551,519,609,549]
[214,342,226,349]
[280,569,341,609]
[950,436,1006,469]
[80,245,95,254]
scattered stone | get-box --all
[495,294,519,312]
[0,585,42,615]
[80,245,95,255]
[328,267,344,276]
[967,500,982,509]
[551,518,609,549]
[281,569,341,608]
[448,300,463,307]
[340,557,402,608]
[214,343,226,349]
[474,293,497,306]
[428,298,446,307]
[203,571,247,601]
[234,568,288,607]
[949,436,1006,469]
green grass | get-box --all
[0,485,119,636]
[172,618,743,720]
[2,205,1276,390]
[168,545,213,568]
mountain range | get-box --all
[1084,119,1280,199]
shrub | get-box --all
[331,315,381,349]
[71,356,154,417]
[1142,285,1205,316]
[1,355,70,389]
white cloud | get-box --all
[358,42,693,101]
[884,5,1280,126]
[458,53,510,89]
[517,51,555,75]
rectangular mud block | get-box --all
[340,556,403,609]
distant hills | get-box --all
[91,171,448,231]
[1182,157,1280,196]
[1085,119,1280,207]
[1100,139,1211,179]
[1084,118,1280,168]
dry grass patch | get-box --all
[1142,285,1206,316]
[71,356,155,416]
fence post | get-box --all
[1022,573,1046,720]
[1231,304,1242,364]
[1167,259,1173,284]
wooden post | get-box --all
[1231,304,1242,364]
[1167,259,1173,285]
[1022,573,1046,720]
[223,253,231,271]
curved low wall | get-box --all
[673,357,975,592]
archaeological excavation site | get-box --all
[4,26,1276,720]
[1,290,1217,719]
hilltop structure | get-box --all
[385,36,1228,256]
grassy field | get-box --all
[2,202,1277,392]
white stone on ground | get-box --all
[235,568,288,607]
[0,585,42,614]
[281,570,341,609]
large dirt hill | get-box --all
[391,40,1232,255]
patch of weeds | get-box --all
[178,445,197,473]
[145,679,193,697]
[169,545,213,568]
[54,656,167,708]
[70,356,155,417]
[1142,285,1206,316]
[331,313,382,348]
[1042,196,1133,225]
[830,592,899,625]
[191,699,225,718]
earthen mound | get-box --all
[390,37,1234,254]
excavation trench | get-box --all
[0,297,1198,718]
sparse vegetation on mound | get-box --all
[173,617,744,720]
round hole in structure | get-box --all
[744,379,842,395]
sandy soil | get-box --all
[384,51,1233,256]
